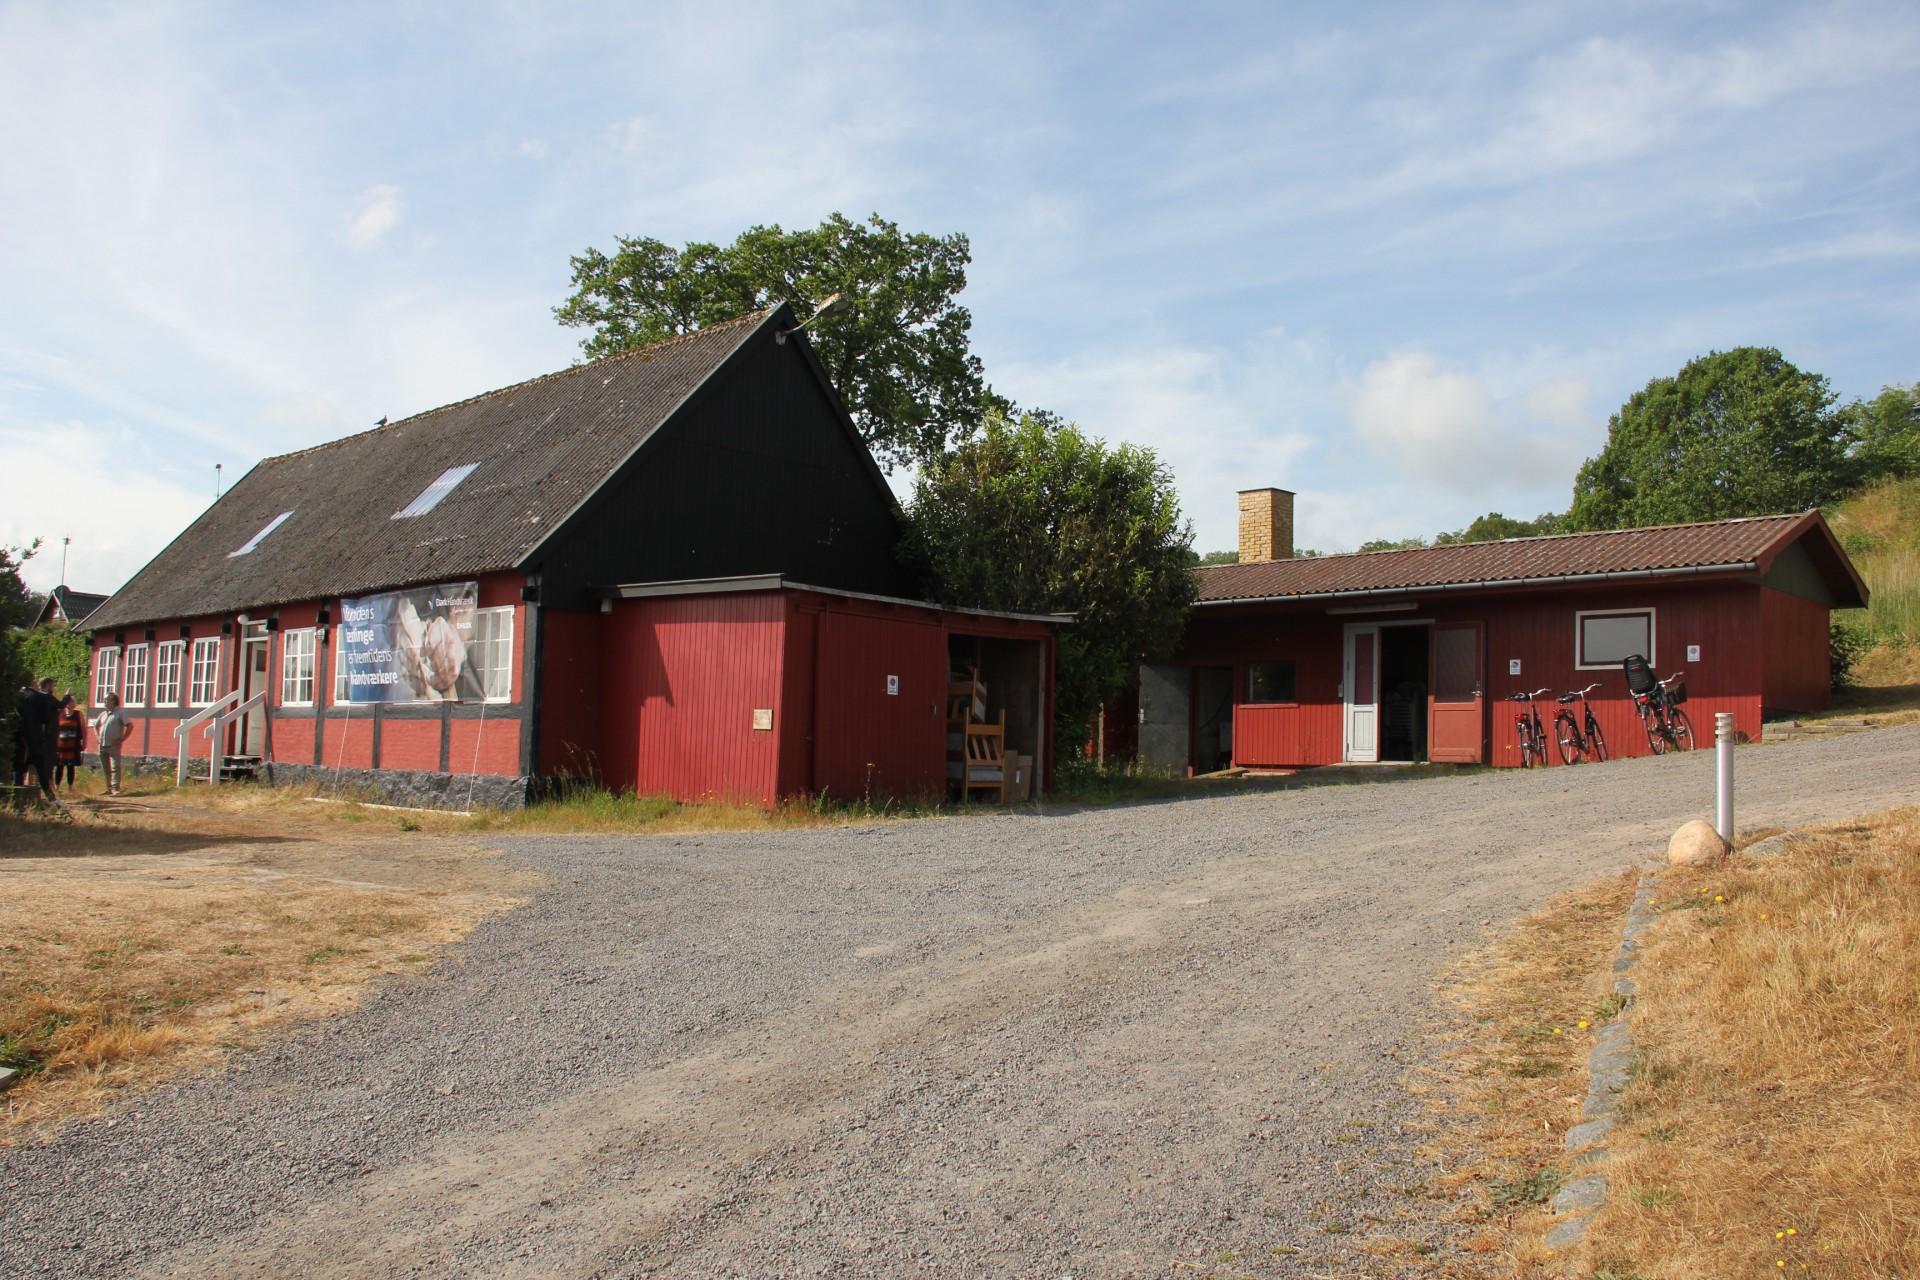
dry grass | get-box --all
[0,777,528,1137]
[1586,808,1920,1279]
[1420,870,1641,1276]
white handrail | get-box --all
[175,691,240,785]
[204,691,266,784]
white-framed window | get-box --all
[1576,608,1656,670]
[122,644,150,708]
[189,637,223,706]
[471,606,515,702]
[154,641,185,707]
[93,646,120,705]
[280,628,317,706]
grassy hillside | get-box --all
[1828,476,1920,694]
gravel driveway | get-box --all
[6,725,1917,1279]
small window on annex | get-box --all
[1246,661,1297,704]
[1577,608,1654,669]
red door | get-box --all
[811,612,947,802]
[1429,622,1485,764]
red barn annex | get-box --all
[1136,488,1868,773]
[82,305,1060,809]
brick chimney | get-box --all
[1236,487,1294,564]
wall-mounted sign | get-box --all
[752,708,773,731]
[338,581,483,704]
[886,674,900,696]
[1508,658,1522,676]
[1687,644,1701,662]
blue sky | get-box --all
[4,1,1918,593]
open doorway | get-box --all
[947,633,1046,800]
[1378,625,1430,762]
[1192,665,1235,773]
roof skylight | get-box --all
[229,511,294,558]
[393,463,479,519]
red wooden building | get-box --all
[82,306,1060,809]
[1136,488,1867,773]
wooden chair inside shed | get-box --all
[962,711,1009,802]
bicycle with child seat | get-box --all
[1507,688,1552,768]
[1637,670,1694,754]
[1553,683,1608,765]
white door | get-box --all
[240,624,269,755]
[1343,624,1379,763]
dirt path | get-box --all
[4,726,1916,1279]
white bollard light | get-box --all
[1715,711,1736,842]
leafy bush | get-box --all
[1830,618,1870,691]
[18,624,90,703]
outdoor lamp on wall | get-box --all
[144,628,156,643]
[775,292,851,344]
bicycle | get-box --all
[1637,670,1693,753]
[1553,683,1608,765]
[1507,688,1551,768]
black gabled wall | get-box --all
[534,326,916,607]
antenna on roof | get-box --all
[60,536,69,587]
[215,463,223,498]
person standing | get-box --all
[55,693,85,790]
[22,677,59,802]
[93,692,131,798]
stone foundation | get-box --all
[96,754,530,812]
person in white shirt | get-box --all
[93,692,132,797]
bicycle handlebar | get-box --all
[1661,671,1685,685]
[1578,682,1601,696]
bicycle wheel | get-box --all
[1643,706,1669,755]
[1586,712,1608,762]
[1668,707,1694,751]
[1554,710,1581,766]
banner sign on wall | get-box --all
[337,581,485,704]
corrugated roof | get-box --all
[87,310,776,630]
[1195,512,1823,603]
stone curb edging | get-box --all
[1544,869,1658,1255]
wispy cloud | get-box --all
[347,184,404,248]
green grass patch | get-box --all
[1491,1166,1566,1207]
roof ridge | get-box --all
[1195,510,1809,571]
[261,307,780,465]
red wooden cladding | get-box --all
[1759,588,1832,714]
[600,593,787,807]
[1181,578,1805,770]
[538,608,606,778]
[810,609,947,803]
